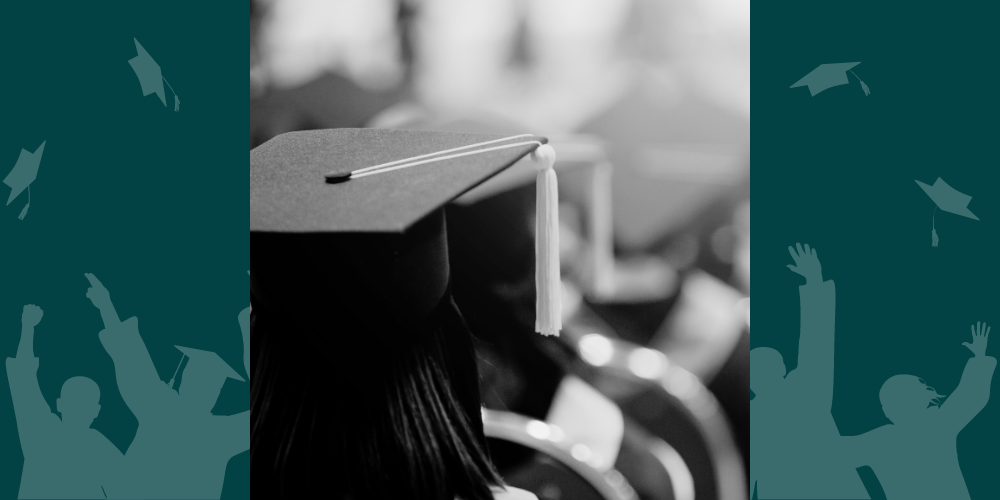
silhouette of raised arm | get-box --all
[86,273,121,329]
[86,273,171,419]
[6,305,61,454]
[940,322,996,433]
[786,243,836,409]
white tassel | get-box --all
[533,144,561,336]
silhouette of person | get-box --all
[83,273,249,499]
[5,304,125,499]
[750,244,869,499]
[839,322,995,500]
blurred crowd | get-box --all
[249,0,749,498]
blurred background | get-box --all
[250,0,749,498]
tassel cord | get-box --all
[349,134,534,177]
[334,136,541,181]
[162,76,177,97]
[349,141,544,180]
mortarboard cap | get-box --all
[5,141,45,206]
[916,177,979,247]
[916,177,979,220]
[175,345,245,384]
[790,62,862,97]
[129,39,167,107]
[250,128,561,365]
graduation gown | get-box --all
[99,317,249,499]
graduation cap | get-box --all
[791,62,870,97]
[128,38,180,112]
[4,141,45,220]
[916,177,979,247]
[166,346,245,392]
[250,129,561,362]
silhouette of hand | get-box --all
[963,322,990,358]
[84,273,112,310]
[21,304,43,327]
[787,243,823,285]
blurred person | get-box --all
[839,323,995,500]
[411,0,635,133]
[632,0,749,119]
[249,129,543,500]
[6,304,124,499]
[735,202,749,292]
[255,0,404,91]
[750,245,870,499]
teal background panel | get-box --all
[0,2,248,498]
[754,1,1000,498]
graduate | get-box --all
[750,244,870,499]
[83,273,249,499]
[839,322,995,500]
[249,128,557,500]
[5,304,124,499]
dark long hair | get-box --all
[250,292,503,499]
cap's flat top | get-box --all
[176,345,245,382]
[250,128,544,233]
[916,178,979,220]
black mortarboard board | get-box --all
[250,129,560,361]
[251,129,544,232]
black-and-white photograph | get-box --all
[249,0,749,498]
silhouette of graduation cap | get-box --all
[916,177,979,247]
[791,62,869,97]
[4,141,45,220]
[172,346,245,390]
[250,129,561,364]
[128,38,179,111]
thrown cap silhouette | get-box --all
[790,62,861,96]
[4,141,45,205]
[128,38,166,106]
[916,178,979,220]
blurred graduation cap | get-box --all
[791,62,869,97]
[167,346,245,391]
[250,128,561,362]
[916,177,979,247]
[4,141,45,220]
[129,38,180,112]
